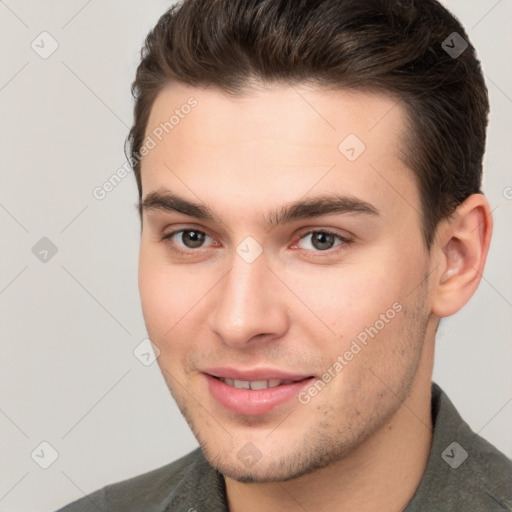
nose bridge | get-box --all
[210,245,286,346]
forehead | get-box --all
[140,82,418,225]
[145,81,406,148]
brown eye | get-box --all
[312,232,336,250]
[297,231,344,251]
[180,230,206,248]
[163,229,211,250]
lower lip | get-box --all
[205,374,314,416]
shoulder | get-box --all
[406,383,512,511]
[457,416,512,510]
[55,448,206,512]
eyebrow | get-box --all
[140,189,379,226]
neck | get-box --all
[225,339,435,512]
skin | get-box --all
[138,82,492,512]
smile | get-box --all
[219,378,298,389]
[205,373,315,415]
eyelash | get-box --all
[160,228,353,258]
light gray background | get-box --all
[0,1,510,511]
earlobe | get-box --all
[431,194,493,317]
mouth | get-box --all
[203,369,315,416]
[216,377,301,390]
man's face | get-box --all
[138,83,435,482]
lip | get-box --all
[203,366,311,381]
[203,368,315,416]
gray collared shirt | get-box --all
[56,383,512,511]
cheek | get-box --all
[282,262,403,340]
[138,262,195,377]
[138,246,184,339]
[138,245,217,350]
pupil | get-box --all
[313,232,334,251]
[183,230,205,248]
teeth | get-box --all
[220,378,294,389]
[250,380,270,390]
[233,379,250,389]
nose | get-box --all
[209,247,289,348]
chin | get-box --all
[202,436,349,484]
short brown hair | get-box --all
[125,0,489,247]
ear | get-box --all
[430,194,493,318]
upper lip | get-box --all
[203,367,313,381]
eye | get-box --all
[160,227,352,258]
[163,229,214,251]
[295,230,349,252]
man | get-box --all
[57,0,512,510]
